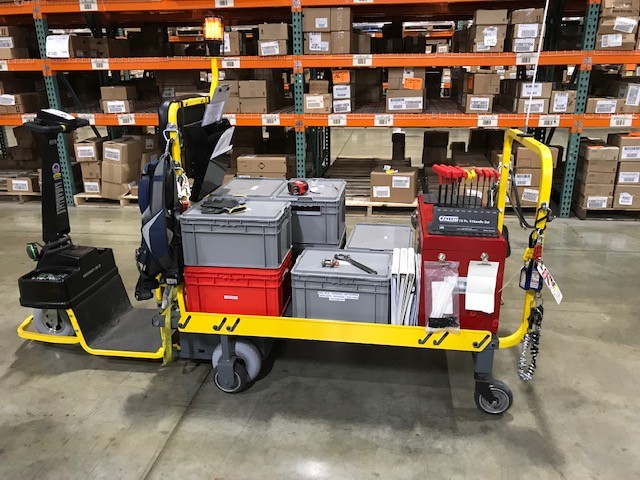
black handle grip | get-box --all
[23,121,65,135]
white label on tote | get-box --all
[614,17,637,33]
[595,100,617,114]
[373,186,391,198]
[619,171,640,183]
[469,97,490,111]
[305,95,324,109]
[483,26,498,46]
[522,83,543,97]
[104,147,121,161]
[318,291,360,302]
[11,179,29,191]
[260,41,280,56]
[626,84,640,106]
[619,192,634,205]
[517,24,539,38]
[601,34,623,48]
[521,188,539,202]
[587,196,608,209]
[515,173,533,186]
[392,176,411,188]
[553,92,569,112]
[622,146,640,159]
[84,181,100,193]
[315,18,328,29]
[76,146,95,158]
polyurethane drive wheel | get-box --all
[33,309,75,336]
[474,379,513,415]
[211,340,262,393]
[214,364,249,394]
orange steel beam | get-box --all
[591,51,640,64]
[46,56,294,71]
[36,0,291,14]
[168,35,204,43]
[0,59,44,71]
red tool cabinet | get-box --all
[417,195,507,333]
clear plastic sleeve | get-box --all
[423,261,460,332]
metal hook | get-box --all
[433,332,449,346]
[418,333,433,345]
[226,318,240,332]
[473,334,490,349]
[213,317,227,331]
[177,315,191,329]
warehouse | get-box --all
[0,0,639,478]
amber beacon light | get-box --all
[204,15,224,56]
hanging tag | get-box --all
[537,262,563,304]
[79,0,98,11]
[91,58,110,70]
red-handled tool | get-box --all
[432,164,452,205]
[473,168,484,208]
[453,166,465,206]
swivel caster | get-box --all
[214,364,249,394]
[33,309,75,336]
[474,379,513,415]
[211,340,262,394]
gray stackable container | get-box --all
[211,177,287,199]
[291,248,392,324]
[180,199,291,268]
[345,223,414,252]
[273,179,346,247]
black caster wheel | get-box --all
[474,379,513,415]
[214,364,249,394]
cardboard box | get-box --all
[101,100,135,114]
[102,161,138,184]
[239,80,268,98]
[258,23,289,40]
[459,94,493,113]
[467,25,508,42]
[129,134,158,152]
[333,97,353,113]
[220,79,239,96]
[83,180,101,195]
[386,89,425,113]
[303,8,332,32]
[356,33,371,54]
[0,92,44,114]
[576,181,614,197]
[0,26,28,37]
[0,35,27,49]
[575,168,616,185]
[45,34,88,58]
[506,37,541,52]
[509,23,543,39]
[8,176,39,193]
[550,90,576,113]
[0,46,28,59]
[473,9,509,25]
[74,137,105,162]
[332,84,353,99]
[304,93,332,113]
[223,31,244,56]
[239,97,277,114]
[510,8,545,24]
[100,85,137,101]
[304,32,331,54]
[140,151,160,173]
[600,0,640,17]
[259,40,288,56]
[331,8,352,31]
[388,67,426,90]
[579,140,620,161]
[331,31,355,54]
[103,137,142,164]
[223,96,240,114]
[513,81,553,99]
[88,37,130,58]
[469,40,505,53]
[613,184,640,208]
[309,80,330,94]
[80,161,102,180]
[500,95,549,114]
[597,16,639,34]
[596,33,636,50]
[574,194,613,210]
[607,133,640,160]
[370,167,419,204]
[102,181,132,200]
[578,157,619,173]
[465,73,501,95]
[514,144,559,168]
[332,70,351,84]
[513,167,542,187]
[237,154,292,175]
[617,162,640,184]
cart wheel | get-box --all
[474,379,513,415]
[33,309,75,336]
[211,340,262,382]
[214,364,249,394]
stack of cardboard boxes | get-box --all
[506,8,545,53]
[596,0,639,51]
[222,78,240,113]
[510,144,560,207]
[608,133,640,209]
[574,139,619,210]
[304,80,332,114]
[455,9,508,53]
[45,34,129,59]
[258,23,289,56]
[75,137,106,195]
[303,8,332,55]
[237,154,294,179]
[155,71,202,99]
[240,79,275,114]
[8,126,40,170]
[302,8,369,54]
[602,80,640,113]
[332,70,354,113]
[499,80,553,114]
[457,71,499,113]
[224,30,246,56]
[0,25,31,59]
[100,86,136,114]
[386,67,425,113]
[101,137,142,200]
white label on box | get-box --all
[622,146,640,159]
[305,95,325,109]
[610,114,633,127]
[0,94,15,105]
[223,32,230,52]
[77,113,95,125]
[11,179,29,191]
[318,291,360,302]
[0,60,7,71]
[333,85,351,99]
[373,186,391,198]
[374,114,393,126]
[21,113,36,123]
[223,294,239,300]
[392,176,411,188]
[104,147,121,161]
[315,17,328,29]
[318,41,330,52]
[477,115,499,127]
[46,34,71,58]
[261,41,280,56]
[619,171,640,183]
[514,39,536,52]
[353,54,373,66]
[106,100,126,113]
[587,196,608,209]
[596,100,618,114]
[625,84,640,106]
[601,34,623,48]
[91,58,110,70]
[222,57,240,69]
[538,115,560,127]
[553,92,569,112]
[402,69,414,79]
[515,173,533,186]
[614,16,638,33]
[475,42,491,52]
[329,113,347,126]
[261,114,280,126]
[161,87,176,98]
[117,114,135,125]
[223,113,236,125]
[79,0,98,11]
[145,139,154,150]
[215,0,234,7]
[517,23,539,38]
[84,181,100,193]
[521,188,539,203]
[483,26,498,47]
[516,52,539,66]
[619,192,634,205]
[0,37,15,48]
[469,97,491,111]
[332,100,351,114]
[404,97,423,110]
[522,83,543,97]
[76,145,95,158]
[437,45,448,53]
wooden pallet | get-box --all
[325,157,414,198]
[346,197,418,216]
[573,205,640,220]
[119,193,138,207]
[0,191,40,204]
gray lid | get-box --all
[212,177,287,198]
[292,248,391,280]
[274,178,346,203]
[182,198,289,222]
[346,223,414,252]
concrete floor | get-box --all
[1,201,639,479]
